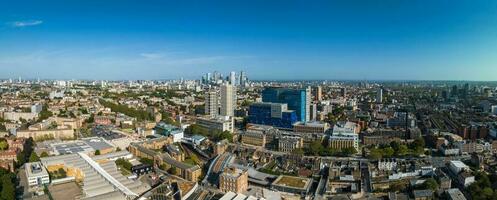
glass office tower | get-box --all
[248,102,298,129]
[262,87,309,122]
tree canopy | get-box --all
[115,158,133,171]
[0,140,8,151]
[368,140,425,159]
[185,124,233,142]
[0,175,14,200]
[37,104,53,122]
[468,172,497,200]
[40,152,49,158]
[303,141,357,157]
[99,99,153,121]
[29,151,40,162]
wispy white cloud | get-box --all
[139,53,164,59]
[9,20,43,27]
[138,51,253,64]
[0,47,255,79]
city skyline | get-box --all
[1,1,497,81]
[3,1,497,199]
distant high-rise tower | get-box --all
[229,71,236,85]
[340,88,346,97]
[213,71,222,83]
[310,103,318,121]
[239,71,247,87]
[306,87,311,122]
[377,88,383,103]
[315,86,322,101]
[207,73,212,82]
[220,84,236,117]
[451,85,458,97]
[205,90,219,117]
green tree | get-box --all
[94,150,101,155]
[140,158,154,166]
[389,181,406,192]
[292,148,305,155]
[412,137,426,155]
[390,141,400,151]
[342,147,357,156]
[0,175,14,200]
[99,99,153,121]
[55,168,67,178]
[468,184,482,199]
[413,137,425,148]
[17,151,27,166]
[79,108,89,114]
[29,152,40,162]
[0,140,8,150]
[481,187,494,199]
[115,158,133,171]
[397,145,409,156]
[217,131,233,141]
[468,172,493,199]
[184,124,209,136]
[305,141,324,156]
[422,178,439,190]
[37,105,53,122]
[168,166,177,174]
[16,137,38,167]
[189,154,200,165]
[40,152,49,158]
[369,148,383,160]
[241,100,252,107]
[87,115,95,123]
[382,147,395,158]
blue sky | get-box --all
[1,0,497,80]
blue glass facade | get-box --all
[262,87,307,121]
[248,103,298,129]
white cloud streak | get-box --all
[10,20,43,27]
[0,49,253,69]
[139,53,164,59]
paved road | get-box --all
[360,160,372,193]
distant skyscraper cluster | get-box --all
[201,70,248,87]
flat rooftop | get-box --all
[48,181,82,200]
[81,137,113,150]
[222,167,246,179]
[450,160,469,169]
[40,153,149,199]
[52,141,93,155]
[272,175,311,189]
[25,162,48,177]
[447,188,466,200]
[51,137,113,155]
